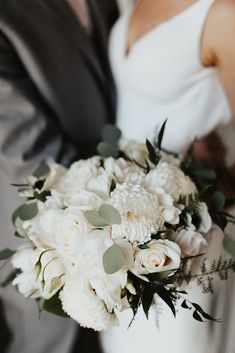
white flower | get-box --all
[86,173,112,199]
[103,157,129,182]
[109,183,164,244]
[57,157,101,195]
[156,188,181,225]
[73,229,133,311]
[42,161,67,191]
[60,273,118,331]
[64,190,103,209]
[169,229,208,258]
[28,208,63,248]
[121,139,148,165]
[198,202,212,233]
[23,161,66,195]
[90,239,133,312]
[12,244,65,299]
[131,239,181,281]
[145,161,196,202]
[53,207,92,261]
[12,272,41,299]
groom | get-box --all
[0,0,119,352]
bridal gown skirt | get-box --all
[101,227,235,353]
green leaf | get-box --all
[12,203,38,223]
[157,119,167,150]
[99,204,121,225]
[192,303,219,322]
[84,205,121,227]
[97,142,119,158]
[212,191,226,213]
[41,292,68,318]
[0,248,15,261]
[154,286,176,317]
[146,139,157,164]
[84,210,109,227]
[223,234,235,258]
[191,169,217,180]
[181,299,191,310]
[103,244,124,274]
[0,269,21,287]
[193,310,204,322]
[102,125,122,143]
[142,285,154,319]
[33,162,50,178]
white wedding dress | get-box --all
[100,1,235,353]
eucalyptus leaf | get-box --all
[102,125,122,143]
[212,191,226,213]
[223,234,235,258]
[0,248,15,261]
[103,244,124,274]
[84,210,108,227]
[17,202,38,221]
[99,204,121,225]
[97,142,119,158]
[33,162,50,178]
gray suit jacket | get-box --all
[0,0,117,259]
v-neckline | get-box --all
[124,0,201,58]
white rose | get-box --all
[57,157,101,196]
[198,202,212,233]
[64,190,103,209]
[131,239,181,281]
[53,207,92,260]
[28,208,63,248]
[169,229,208,258]
[60,273,118,331]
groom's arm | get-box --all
[0,31,66,179]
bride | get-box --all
[100,0,235,352]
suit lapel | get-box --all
[38,0,107,89]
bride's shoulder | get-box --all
[206,0,235,32]
[203,0,235,64]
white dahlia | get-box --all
[109,183,164,244]
[145,161,196,202]
[60,274,118,331]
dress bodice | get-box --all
[109,0,232,152]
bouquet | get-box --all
[1,123,235,331]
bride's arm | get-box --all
[204,0,235,118]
